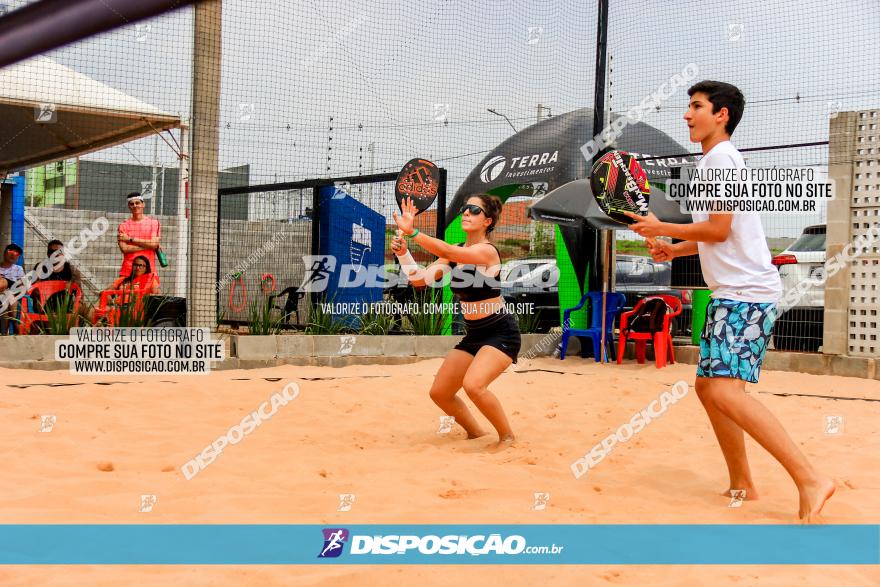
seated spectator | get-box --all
[89,255,159,324]
[0,244,24,334]
[109,255,160,293]
[0,243,24,290]
[30,240,84,315]
[34,240,82,287]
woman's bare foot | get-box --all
[720,487,759,500]
[466,430,489,439]
[798,476,836,522]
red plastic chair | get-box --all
[18,281,83,335]
[93,274,158,326]
[617,294,682,368]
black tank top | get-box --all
[448,243,502,302]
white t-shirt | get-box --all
[0,263,24,283]
[691,141,782,303]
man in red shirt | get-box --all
[117,192,161,279]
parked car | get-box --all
[500,255,692,335]
[499,257,560,332]
[771,224,826,352]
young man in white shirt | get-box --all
[627,80,834,521]
[0,243,25,289]
[0,244,25,334]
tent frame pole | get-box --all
[593,0,610,362]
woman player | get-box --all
[391,194,520,446]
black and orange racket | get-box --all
[589,150,651,225]
[395,158,440,215]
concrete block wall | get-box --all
[23,209,314,316]
[825,112,856,355]
[827,110,880,358]
[2,335,878,379]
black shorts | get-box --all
[454,311,521,363]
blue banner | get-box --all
[0,524,880,565]
[0,525,876,565]
[9,175,26,266]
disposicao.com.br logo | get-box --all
[317,528,563,559]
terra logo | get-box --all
[318,528,349,558]
[480,155,507,183]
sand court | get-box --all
[1,358,878,584]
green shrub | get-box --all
[247,298,284,335]
[357,304,395,335]
[404,287,444,335]
[304,295,352,335]
[41,293,80,334]
[112,296,152,328]
[513,307,542,334]
[531,222,556,256]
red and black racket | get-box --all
[395,158,440,215]
[590,150,651,225]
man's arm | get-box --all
[627,212,733,243]
[118,236,159,253]
[649,238,698,262]
[118,223,132,253]
[118,220,161,253]
[130,236,160,251]
[672,240,699,257]
[660,214,733,243]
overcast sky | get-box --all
[11,0,880,237]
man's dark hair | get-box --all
[688,80,745,135]
[46,240,65,269]
[125,191,143,201]
[4,243,23,255]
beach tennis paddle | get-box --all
[395,158,440,215]
[589,150,651,225]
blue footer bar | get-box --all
[0,525,877,564]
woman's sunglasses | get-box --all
[133,264,147,269]
[461,204,485,216]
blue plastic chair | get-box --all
[559,291,626,362]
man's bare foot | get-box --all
[493,434,515,448]
[720,487,759,500]
[798,477,836,523]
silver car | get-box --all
[772,224,825,352]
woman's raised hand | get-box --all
[392,197,417,236]
[390,229,407,255]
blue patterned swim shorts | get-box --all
[697,298,777,384]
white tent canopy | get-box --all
[0,56,182,171]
